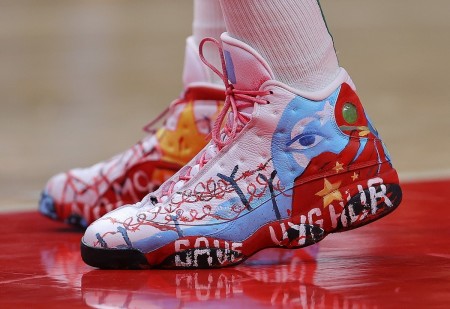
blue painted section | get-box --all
[353,138,368,163]
[178,190,293,242]
[224,50,236,84]
[96,233,108,248]
[117,226,132,248]
[132,187,295,252]
[134,230,179,253]
[365,111,379,137]
[205,190,293,241]
[271,87,348,187]
[382,141,392,162]
[38,191,57,220]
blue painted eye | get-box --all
[298,134,316,147]
[286,133,323,150]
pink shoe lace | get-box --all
[142,97,190,134]
[155,37,271,202]
[199,38,271,149]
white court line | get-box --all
[0,202,36,213]
[399,169,450,183]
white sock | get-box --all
[192,0,226,84]
[219,0,339,92]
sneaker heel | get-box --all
[337,183,402,232]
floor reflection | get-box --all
[41,243,85,289]
[80,248,319,308]
[76,246,374,309]
[35,222,327,308]
[39,236,325,308]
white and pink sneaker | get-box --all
[39,37,224,228]
[81,33,402,268]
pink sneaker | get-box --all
[39,37,224,228]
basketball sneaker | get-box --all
[81,33,402,269]
[39,37,225,228]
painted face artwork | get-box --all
[271,87,348,187]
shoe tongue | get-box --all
[221,32,274,92]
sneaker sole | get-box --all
[81,183,402,269]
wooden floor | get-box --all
[0,1,449,307]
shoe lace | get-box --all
[142,97,188,134]
[154,37,271,203]
[200,37,271,149]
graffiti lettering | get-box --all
[174,238,243,268]
[257,170,281,219]
[269,219,310,247]
[341,177,392,227]
[217,165,251,210]
[292,177,393,230]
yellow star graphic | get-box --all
[333,161,345,173]
[316,178,343,208]
[351,172,359,181]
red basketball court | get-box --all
[1,179,448,308]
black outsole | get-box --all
[81,241,152,270]
[337,183,402,232]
